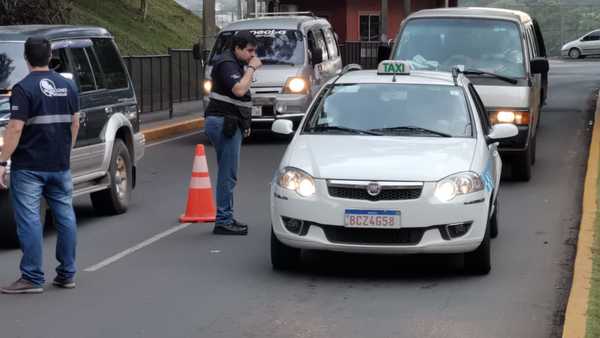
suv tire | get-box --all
[271,228,301,270]
[511,145,532,181]
[490,199,499,239]
[91,139,132,215]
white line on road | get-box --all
[84,223,192,272]
[146,130,204,148]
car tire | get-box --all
[91,139,132,215]
[511,145,532,181]
[569,48,581,59]
[271,228,301,270]
[464,222,491,275]
[0,194,48,248]
[490,199,498,239]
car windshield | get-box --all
[0,42,27,124]
[304,83,473,137]
[394,18,526,79]
[209,29,305,66]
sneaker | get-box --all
[1,278,43,294]
[52,276,76,289]
[213,222,248,235]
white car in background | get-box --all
[269,61,518,275]
[562,29,600,59]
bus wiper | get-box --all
[461,69,518,85]
[308,125,383,136]
[371,126,452,137]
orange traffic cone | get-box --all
[180,145,216,223]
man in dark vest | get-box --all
[204,31,262,235]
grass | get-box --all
[69,0,201,56]
[586,149,600,337]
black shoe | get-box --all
[213,222,248,235]
[232,219,248,230]
[52,276,76,289]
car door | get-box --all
[580,31,600,56]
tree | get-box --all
[0,0,73,25]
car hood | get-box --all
[474,84,530,110]
[561,40,579,50]
[282,135,477,182]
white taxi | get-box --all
[269,61,518,274]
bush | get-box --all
[0,0,73,25]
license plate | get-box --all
[251,106,262,117]
[344,209,401,228]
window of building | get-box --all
[360,14,380,41]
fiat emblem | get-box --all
[367,182,382,196]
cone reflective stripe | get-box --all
[180,145,216,223]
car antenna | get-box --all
[451,65,464,86]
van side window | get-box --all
[468,84,491,134]
[584,31,600,41]
[70,48,96,93]
[85,47,106,90]
[92,38,128,89]
[50,48,71,74]
[323,28,339,59]
[314,29,329,60]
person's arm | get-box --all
[0,119,24,188]
[71,113,80,149]
[232,57,262,97]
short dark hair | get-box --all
[229,31,258,52]
[24,37,51,67]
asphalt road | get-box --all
[0,59,598,338]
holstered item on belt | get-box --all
[223,115,239,138]
[238,106,252,131]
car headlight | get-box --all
[277,167,316,197]
[488,110,529,126]
[203,80,212,95]
[283,77,308,94]
[434,172,484,202]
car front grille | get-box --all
[316,223,428,245]
[327,186,422,201]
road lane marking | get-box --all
[84,223,192,272]
[146,131,204,148]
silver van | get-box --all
[384,7,549,181]
[196,13,343,130]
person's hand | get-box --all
[243,128,251,138]
[249,57,262,70]
[0,166,6,189]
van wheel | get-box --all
[0,194,48,248]
[91,139,132,215]
[490,199,498,239]
[569,48,581,59]
[511,145,532,181]
[464,222,491,275]
[530,134,537,165]
[271,228,301,270]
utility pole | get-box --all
[247,0,256,17]
[380,0,388,42]
[202,0,216,52]
[403,0,411,17]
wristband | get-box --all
[248,65,256,71]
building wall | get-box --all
[278,0,348,41]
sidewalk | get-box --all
[140,100,205,143]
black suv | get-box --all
[0,25,145,245]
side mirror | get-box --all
[487,123,518,142]
[311,47,323,65]
[530,58,549,74]
[192,43,202,60]
[272,119,294,135]
[377,45,391,63]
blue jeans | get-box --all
[204,116,242,225]
[10,170,77,286]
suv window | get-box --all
[92,38,128,89]
[323,28,339,59]
[86,46,105,89]
[51,48,72,74]
[70,48,96,93]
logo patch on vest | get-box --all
[39,79,68,97]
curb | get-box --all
[141,118,204,143]
[563,91,600,338]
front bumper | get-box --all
[133,132,145,164]
[270,179,490,255]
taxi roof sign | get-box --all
[377,60,411,75]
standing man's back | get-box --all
[0,37,80,294]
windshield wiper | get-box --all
[461,69,518,85]
[370,126,452,137]
[307,125,383,136]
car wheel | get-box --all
[569,48,581,59]
[464,222,491,275]
[91,139,132,215]
[490,199,498,239]
[0,193,48,248]
[271,228,301,270]
[511,145,532,181]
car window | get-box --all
[304,83,473,137]
[314,29,329,61]
[50,48,72,74]
[323,28,339,59]
[70,48,97,93]
[92,38,128,89]
[85,47,106,89]
[395,18,526,78]
[468,84,491,134]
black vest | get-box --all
[205,51,251,122]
